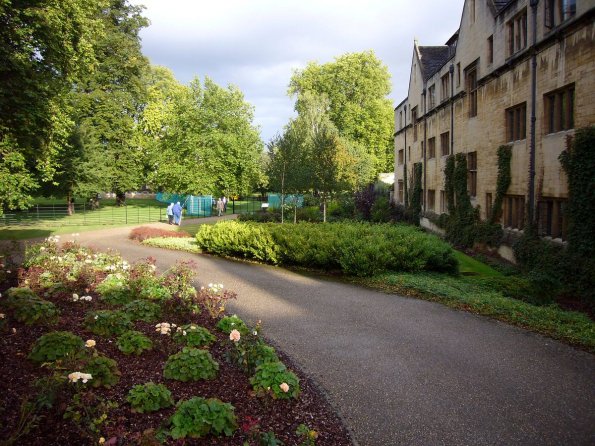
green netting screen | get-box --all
[155,193,213,217]
[268,193,304,209]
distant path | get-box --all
[73,220,595,446]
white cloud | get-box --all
[132,0,462,142]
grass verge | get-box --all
[359,272,595,352]
[454,250,503,277]
[142,237,201,253]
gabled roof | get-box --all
[491,0,515,15]
[418,46,451,81]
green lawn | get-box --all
[454,250,502,277]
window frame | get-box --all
[428,137,436,159]
[506,102,527,142]
[467,151,478,198]
[544,84,574,134]
[440,131,450,156]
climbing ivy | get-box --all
[490,145,512,223]
[410,163,422,226]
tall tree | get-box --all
[288,51,394,172]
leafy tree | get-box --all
[288,51,394,172]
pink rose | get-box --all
[279,382,289,393]
[229,329,241,342]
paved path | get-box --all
[73,221,595,446]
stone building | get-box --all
[393,0,594,250]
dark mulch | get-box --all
[0,272,352,445]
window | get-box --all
[398,149,404,165]
[506,102,527,141]
[440,190,447,213]
[466,65,478,117]
[440,132,450,156]
[486,193,493,220]
[397,180,404,203]
[503,195,525,229]
[399,111,403,129]
[487,35,494,64]
[408,146,411,160]
[441,73,450,102]
[428,84,436,109]
[537,198,566,239]
[456,63,461,87]
[412,107,418,141]
[545,84,574,133]
[467,152,477,197]
[507,9,527,56]
[427,190,436,211]
[545,0,577,28]
[428,137,436,159]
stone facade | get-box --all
[394,0,595,242]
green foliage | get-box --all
[296,424,319,446]
[410,163,423,225]
[123,299,161,322]
[142,236,201,253]
[28,331,84,363]
[117,330,153,355]
[163,348,219,382]
[84,310,132,336]
[83,355,120,388]
[229,334,280,376]
[217,315,249,334]
[0,139,38,214]
[169,397,237,439]
[172,324,216,348]
[3,287,60,325]
[196,221,458,276]
[127,382,174,413]
[491,145,512,223]
[195,221,280,263]
[370,194,392,223]
[288,51,394,172]
[250,362,300,400]
[63,391,118,440]
[96,274,134,306]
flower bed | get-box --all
[129,226,191,242]
[0,239,351,445]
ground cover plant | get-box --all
[0,238,351,445]
[194,221,458,276]
[129,226,191,242]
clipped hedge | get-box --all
[195,221,457,276]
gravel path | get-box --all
[71,220,595,446]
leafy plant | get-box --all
[172,324,216,348]
[169,397,237,439]
[84,310,132,336]
[83,356,120,388]
[6,288,60,326]
[195,284,237,318]
[226,323,279,375]
[63,391,118,440]
[127,382,174,413]
[296,423,319,446]
[28,331,85,363]
[217,315,249,334]
[163,347,219,382]
[117,330,153,355]
[124,299,161,322]
[96,273,134,306]
[250,362,300,400]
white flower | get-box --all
[6,270,10,274]
[94,315,99,320]
[12,328,16,334]
[253,331,258,336]
[0,313,5,319]
[72,293,79,301]
[229,329,241,342]
[182,331,187,336]
[85,339,96,348]
[82,295,92,301]
[40,247,46,251]
[68,372,92,383]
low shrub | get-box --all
[127,382,174,413]
[250,361,300,400]
[29,331,85,363]
[163,348,219,382]
[173,324,216,348]
[216,315,249,335]
[96,274,134,306]
[169,397,237,439]
[227,329,279,375]
[4,287,59,325]
[84,310,132,336]
[129,226,191,242]
[83,355,120,388]
[195,221,458,276]
[117,330,153,355]
[124,299,161,322]
[143,237,202,254]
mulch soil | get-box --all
[0,267,353,445]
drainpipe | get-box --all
[528,0,539,227]
[450,64,455,155]
[404,104,408,205]
[423,87,427,213]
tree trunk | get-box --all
[294,204,297,224]
[67,192,74,215]
[116,191,126,206]
[323,196,327,223]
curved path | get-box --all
[72,220,595,446]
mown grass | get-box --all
[454,250,502,277]
[359,272,595,352]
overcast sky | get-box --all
[131,0,463,143]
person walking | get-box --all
[166,202,174,225]
[216,198,224,217]
[173,201,182,225]
[222,196,227,213]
